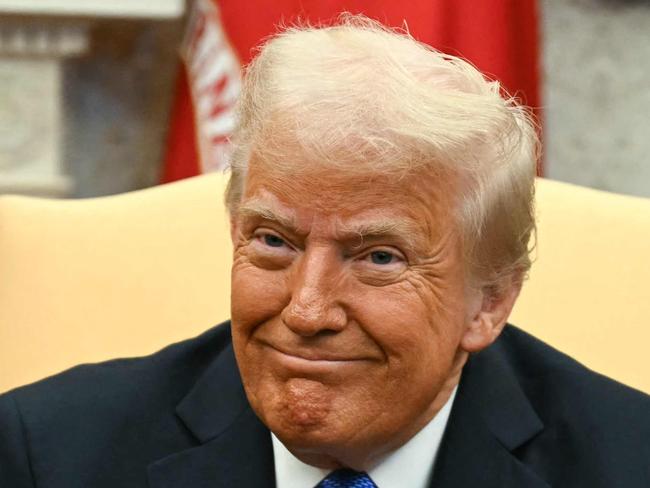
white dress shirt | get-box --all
[272,387,458,488]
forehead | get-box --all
[239,158,459,240]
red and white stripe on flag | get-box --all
[181,0,240,173]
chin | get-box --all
[250,378,407,471]
[249,377,349,444]
[269,414,360,470]
[265,379,333,425]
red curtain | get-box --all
[162,0,540,182]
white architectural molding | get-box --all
[0,24,88,57]
[0,174,72,198]
[0,59,72,197]
[0,1,186,197]
[0,0,184,19]
[0,20,88,197]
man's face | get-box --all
[230,160,474,468]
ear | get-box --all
[460,278,522,353]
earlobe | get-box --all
[460,281,522,353]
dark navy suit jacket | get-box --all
[1,322,649,487]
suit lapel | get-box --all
[147,342,275,488]
[147,326,549,488]
[431,330,550,487]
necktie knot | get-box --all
[316,468,378,488]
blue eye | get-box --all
[263,234,285,248]
[370,251,394,265]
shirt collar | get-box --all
[272,387,457,488]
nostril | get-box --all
[317,329,339,337]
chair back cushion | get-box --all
[0,174,232,393]
[511,178,650,393]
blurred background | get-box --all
[0,0,648,199]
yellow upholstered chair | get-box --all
[0,173,233,393]
[1,175,649,394]
[510,178,650,394]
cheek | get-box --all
[230,260,290,335]
[351,280,465,369]
[360,280,456,332]
[230,262,291,410]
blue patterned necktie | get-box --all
[315,468,378,488]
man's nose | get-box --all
[280,248,347,337]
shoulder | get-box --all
[0,322,233,483]
[0,322,233,486]
[5,322,233,417]
[497,325,650,480]
[498,324,650,415]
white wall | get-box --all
[542,0,650,197]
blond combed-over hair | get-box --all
[226,14,539,293]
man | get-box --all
[1,16,649,488]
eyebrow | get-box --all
[237,199,422,254]
[338,219,420,253]
[237,200,298,230]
